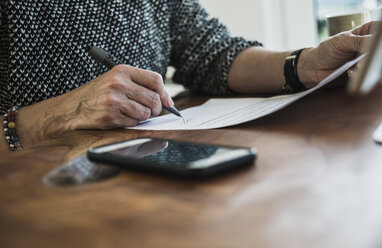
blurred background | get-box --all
[199,0,382,50]
[166,0,381,92]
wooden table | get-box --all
[1,85,382,248]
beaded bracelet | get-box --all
[3,106,22,151]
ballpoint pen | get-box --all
[87,46,182,118]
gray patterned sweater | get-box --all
[0,0,261,114]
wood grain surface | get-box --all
[1,85,382,248]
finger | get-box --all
[100,88,153,122]
[121,82,162,117]
[115,115,141,127]
[96,69,162,117]
[343,33,374,53]
[129,67,174,107]
[117,96,153,121]
[99,95,143,127]
[112,65,174,107]
[347,67,357,78]
[351,21,381,36]
[347,56,367,78]
[78,104,140,129]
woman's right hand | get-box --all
[60,64,174,129]
[1,65,173,152]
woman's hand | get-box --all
[61,65,174,130]
[3,65,173,151]
[298,21,381,88]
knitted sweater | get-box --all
[0,0,261,114]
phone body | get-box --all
[87,137,256,178]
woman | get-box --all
[0,0,379,153]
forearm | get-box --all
[0,97,69,154]
[0,64,176,154]
[229,20,380,95]
[227,46,318,94]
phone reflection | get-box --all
[110,139,169,158]
[42,154,120,187]
[42,140,169,187]
[108,139,219,166]
[137,141,218,166]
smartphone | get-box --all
[87,137,256,178]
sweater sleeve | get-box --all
[168,0,262,95]
[0,2,10,115]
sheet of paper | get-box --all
[373,121,382,144]
[128,56,363,130]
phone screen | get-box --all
[90,138,254,169]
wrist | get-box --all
[297,47,319,88]
[16,98,72,147]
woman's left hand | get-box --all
[297,21,380,88]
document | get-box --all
[373,121,382,144]
[128,56,363,131]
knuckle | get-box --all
[150,72,163,89]
[105,76,125,90]
[149,92,162,116]
[111,64,129,74]
[141,106,151,120]
[339,31,350,38]
[152,72,163,82]
[337,32,349,41]
[100,93,118,108]
[150,91,161,105]
[151,108,161,117]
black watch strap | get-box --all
[283,49,307,93]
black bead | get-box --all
[9,129,16,136]
[11,147,17,151]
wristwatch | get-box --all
[283,49,307,93]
